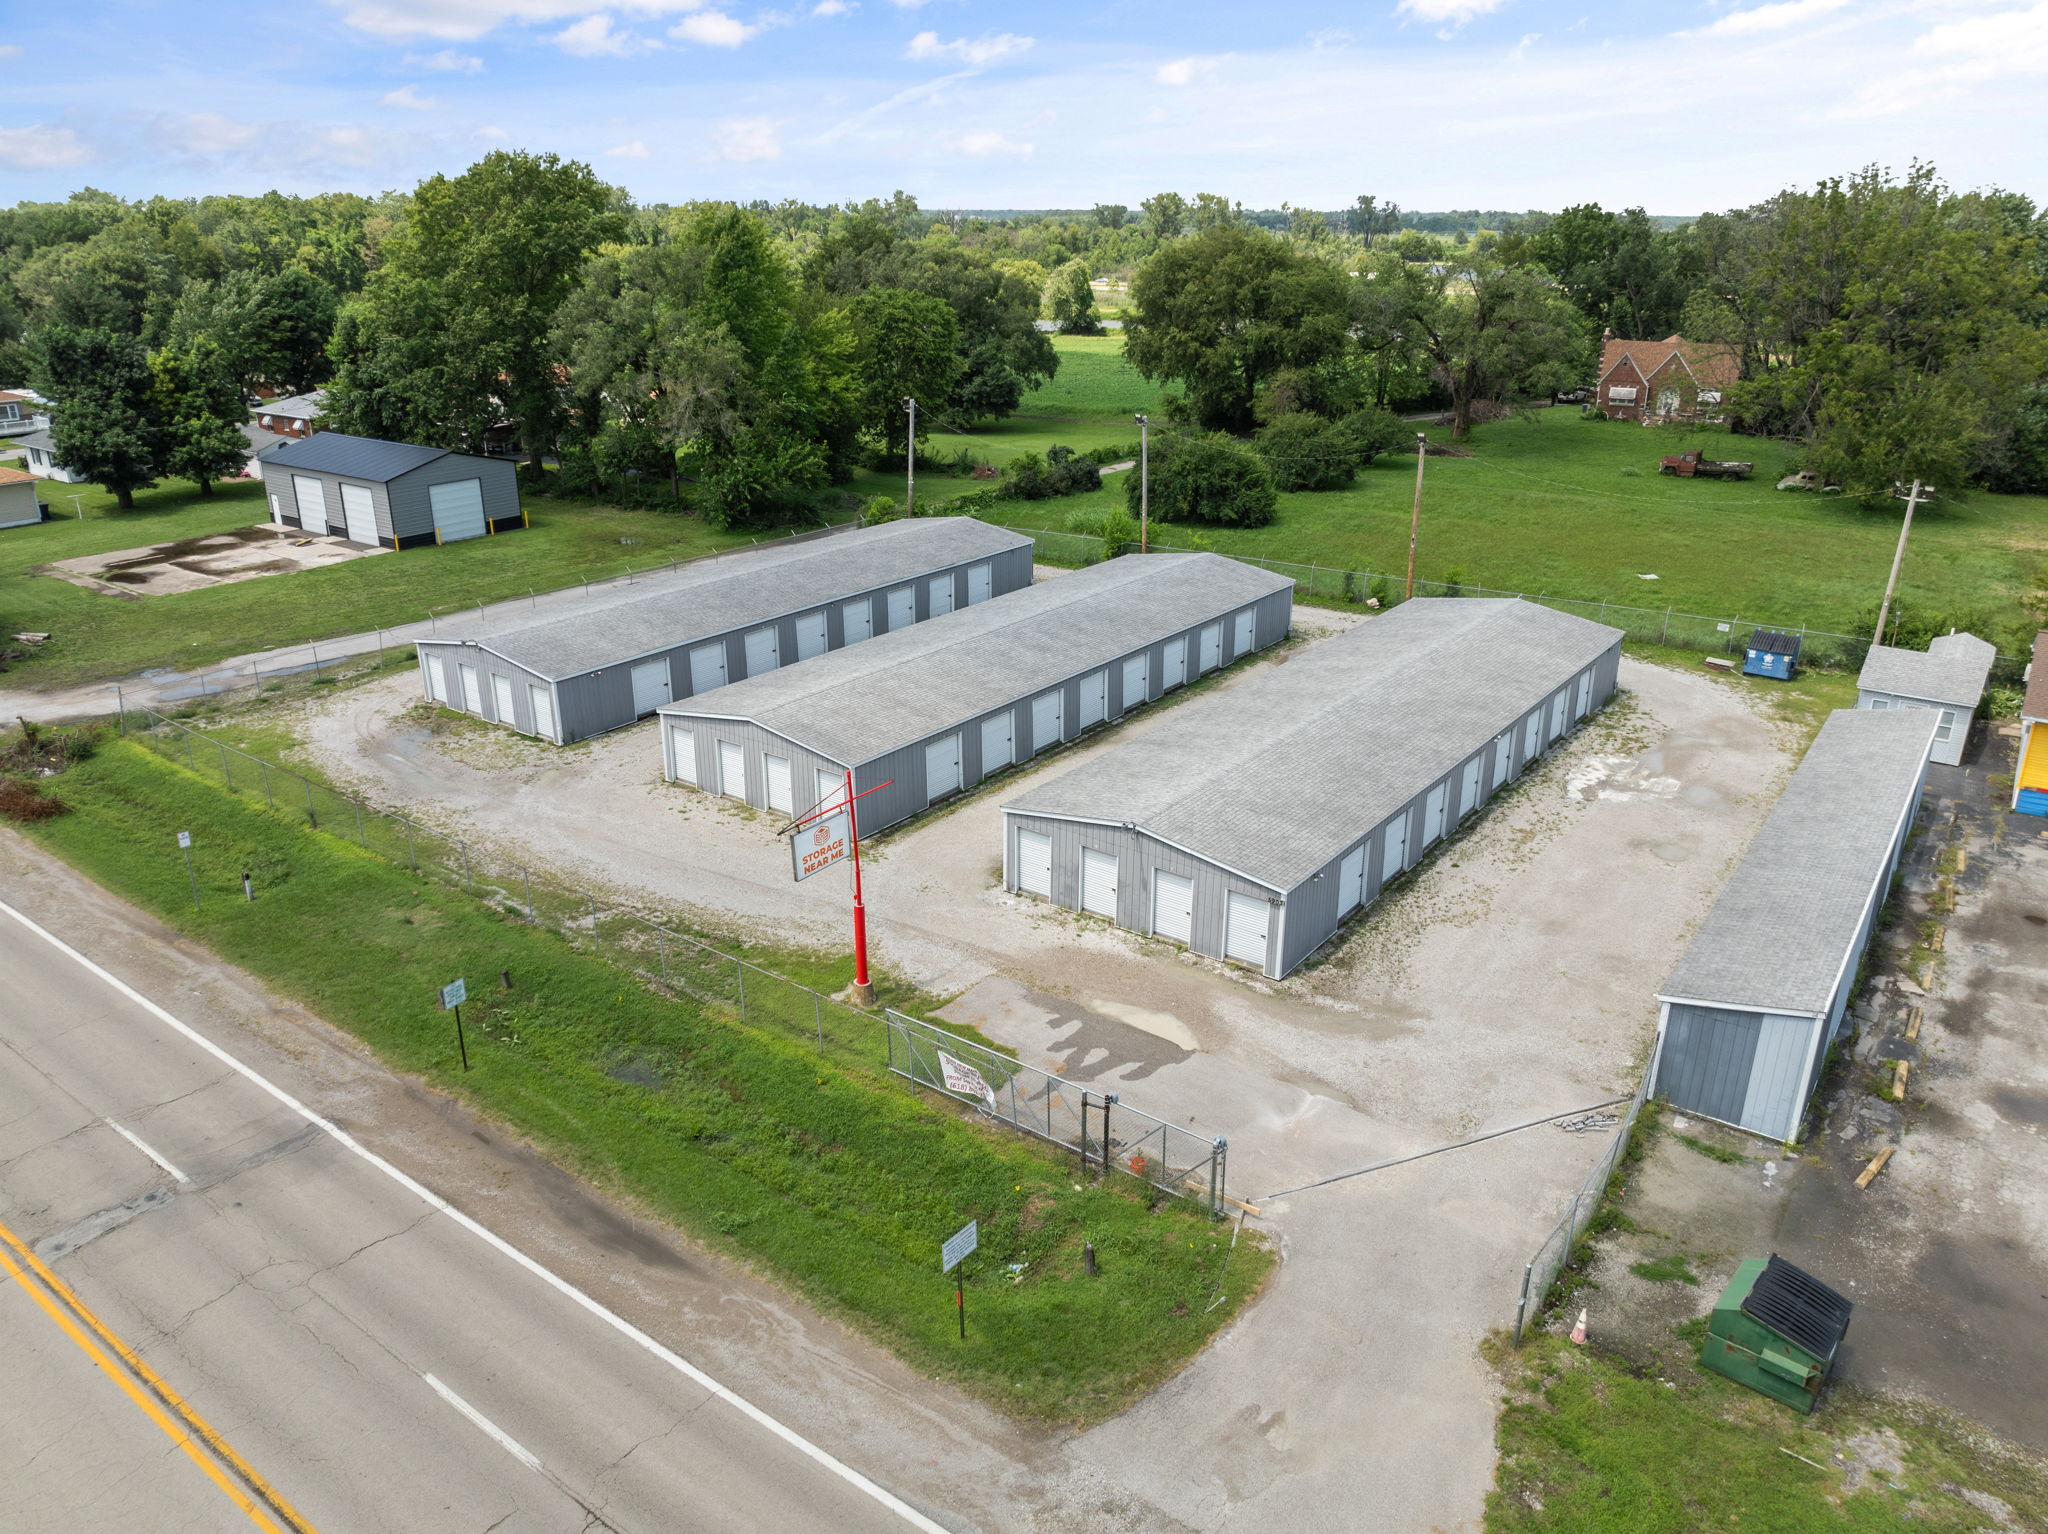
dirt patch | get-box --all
[44,523,389,596]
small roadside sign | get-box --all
[938,1052,997,1108]
[176,831,191,848]
[440,977,467,1010]
[791,809,853,882]
[942,1219,978,1274]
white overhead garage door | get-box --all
[458,664,483,713]
[339,481,379,546]
[688,642,727,695]
[668,725,695,783]
[1382,815,1409,882]
[426,655,450,702]
[1152,870,1193,943]
[1121,653,1149,712]
[1422,781,1449,845]
[743,626,779,676]
[292,474,329,533]
[795,611,827,661]
[1162,637,1187,690]
[1081,849,1119,917]
[981,712,1013,772]
[1030,691,1062,753]
[1338,846,1365,914]
[928,573,955,616]
[529,685,556,743]
[1078,671,1107,729]
[886,586,915,630]
[967,562,991,604]
[1233,608,1254,658]
[1016,830,1052,897]
[925,734,962,799]
[491,673,518,728]
[718,740,746,799]
[765,754,793,814]
[630,659,671,715]
[1549,691,1569,741]
[841,598,872,645]
[1524,710,1543,758]
[1199,623,1222,673]
[1224,892,1270,967]
[429,478,486,542]
[1459,757,1483,820]
[1576,669,1594,717]
[1493,731,1514,787]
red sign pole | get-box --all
[845,768,875,1006]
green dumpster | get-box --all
[1699,1254,1852,1412]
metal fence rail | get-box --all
[1512,1077,1652,1344]
[885,1009,1227,1215]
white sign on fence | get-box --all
[440,977,467,1010]
[942,1220,978,1273]
[176,831,191,849]
[938,1051,997,1108]
[791,810,852,882]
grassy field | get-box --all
[19,736,1268,1422]
[0,476,821,691]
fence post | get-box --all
[1662,606,1671,645]
[658,929,668,980]
[406,821,418,872]
[1210,1136,1226,1219]
[217,740,231,788]
[813,989,822,1050]
[304,776,315,825]
[736,959,746,1020]
[261,761,273,809]
[183,731,195,772]
[1514,1262,1534,1345]
[463,846,473,893]
[353,800,365,844]
[523,867,533,918]
[587,895,600,950]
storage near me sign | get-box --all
[942,1220,978,1274]
[938,1051,997,1108]
[440,977,467,1010]
[791,809,853,882]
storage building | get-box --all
[1855,630,1995,767]
[1002,598,1624,978]
[1649,707,1938,1143]
[418,517,1033,745]
[2011,631,2048,817]
[0,466,47,530]
[260,432,522,549]
[658,552,1293,830]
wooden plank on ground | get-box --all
[1893,1059,1910,1099]
[1855,1146,1895,1190]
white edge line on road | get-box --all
[0,897,950,1534]
[105,1118,192,1185]
[422,1374,544,1475]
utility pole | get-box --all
[903,397,917,516]
[1405,432,1427,600]
[1134,414,1149,553]
[1872,478,1925,647]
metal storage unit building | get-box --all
[1002,598,1624,978]
[416,517,1032,745]
[259,432,522,549]
[657,552,1293,831]
[1854,630,1995,768]
[1649,707,1939,1143]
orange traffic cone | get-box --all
[1569,1308,1588,1346]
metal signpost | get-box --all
[942,1219,978,1340]
[440,977,470,1072]
[175,831,199,911]
[779,771,893,1007]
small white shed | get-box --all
[1855,631,1996,768]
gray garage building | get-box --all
[1001,598,1625,978]
[417,516,1032,744]
[260,432,522,548]
[1855,630,1996,768]
[658,551,1293,830]
[1649,706,1938,1143]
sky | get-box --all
[1,0,2045,214]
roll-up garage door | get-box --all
[1030,691,1062,753]
[668,725,695,783]
[1121,653,1149,712]
[1524,710,1543,757]
[1016,830,1052,896]
[925,734,962,799]
[1152,871,1193,943]
[340,482,379,546]
[292,475,329,534]
[1382,816,1409,882]
[1233,608,1254,658]
[886,586,914,630]
[743,626,779,677]
[815,767,840,809]
[928,574,955,616]
[1199,624,1222,673]
[1162,638,1187,690]
[1422,781,1449,845]
[842,598,872,645]
[458,664,483,714]
[967,562,991,604]
[1459,757,1482,820]
[1078,671,1107,729]
[1224,893,1270,967]
[429,478,486,542]
[1080,849,1119,917]
[529,685,556,743]
[1549,691,1569,741]
[491,673,518,728]
[1494,731,1513,786]
[1576,669,1594,717]
[981,713,1013,772]
[795,611,827,661]
[718,741,746,799]
[630,659,671,715]
[688,642,726,695]
[427,655,450,702]
[765,754,793,814]
[1338,846,1365,913]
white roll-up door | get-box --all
[530,685,556,743]
[1423,782,1449,845]
[1081,849,1119,917]
[427,655,450,702]
[1162,637,1187,690]
[1382,816,1409,882]
[1338,846,1364,913]
[795,611,827,660]
[981,713,1013,772]
[743,626,779,676]
[291,474,329,533]
[886,586,914,630]
[1576,669,1594,717]
[928,573,955,616]
[1030,691,1063,753]
[458,664,483,714]
[491,673,518,728]
[630,659,671,715]
[718,740,746,799]
[841,598,872,645]
[925,734,962,799]
[1459,757,1482,820]
[815,767,840,809]
[765,754,793,814]
[1199,623,1222,673]
[668,725,695,783]
[1549,691,1569,741]
[967,562,991,604]
[1493,732,1513,787]
[1224,892,1270,967]
[1016,830,1052,897]
[340,481,379,545]
[1233,608,1254,657]
[1524,710,1543,757]
[429,478,486,542]
[688,642,726,696]
[1152,871,1193,943]
[1121,653,1149,712]
[1079,671,1107,729]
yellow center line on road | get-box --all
[0,1215,316,1534]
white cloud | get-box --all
[1155,56,1221,85]
[1833,0,2048,116]
[1507,30,1540,59]
[812,0,851,12]
[713,115,782,160]
[906,30,1033,66]
[955,130,1032,156]
[1692,0,1853,38]
[605,137,650,156]
[671,10,759,45]
[158,112,261,155]
[889,0,931,8]
[552,13,638,54]
[404,47,485,70]
[1395,0,1508,26]
[317,126,380,166]
[0,123,94,168]
[479,123,510,138]
[381,84,441,108]
[328,1,705,41]
[0,44,22,59]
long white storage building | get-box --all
[415,517,1032,744]
[1001,598,1624,978]
[658,552,1294,831]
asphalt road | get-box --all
[0,898,940,1534]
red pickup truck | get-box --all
[1660,449,1753,480]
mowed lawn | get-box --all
[0,475,819,691]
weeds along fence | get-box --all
[1015,528,2032,685]
[115,703,1228,1211]
[1512,1077,1653,1345]
[886,1010,1228,1215]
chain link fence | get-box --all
[1512,1078,1653,1344]
[885,1009,1228,1214]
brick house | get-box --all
[1594,333,1739,424]
[251,388,327,438]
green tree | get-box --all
[845,287,960,457]
[1142,192,1189,239]
[33,325,158,508]
[1125,430,1277,527]
[1124,226,1354,432]
[1093,204,1130,231]
[150,336,248,496]
[1046,259,1103,336]
[170,267,338,398]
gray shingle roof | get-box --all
[1660,707,1937,1016]
[658,553,1292,763]
[260,431,453,481]
[1857,631,1996,709]
[1005,598,1624,891]
[252,389,327,423]
[457,517,1033,679]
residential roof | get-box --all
[0,465,37,486]
[1004,598,1624,892]
[658,553,1293,764]
[259,431,456,481]
[15,427,55,454]
[441,516,1035,680]
[254,389,327,421]
[1597,334,1739,392]
[2024,632,2048,722]
[1857,631,1997,709]
[1659,708,1938,1016]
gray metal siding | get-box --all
[387,454,522,542]
[1655,1004,1762,1126]
[416,639,556,738]
[1739,1012,1821,1140]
